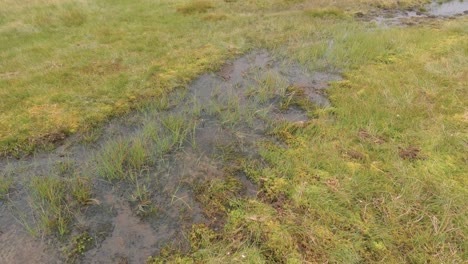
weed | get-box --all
[130,181,157,216]
[190,224,218,251]
[67,232,93,259]
[70,176,93,206]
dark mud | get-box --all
[366,0,468,27]
[0,50,340,263]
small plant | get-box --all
[30,174,94,236]
[67,232,93,259]
[55,159,76,176]
[31,176,70,236]
[130,181,156,216]
[71,176,93,206]
[160,114,192,149]
[190,224,217,251]
[95,138,130,181]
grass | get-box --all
[0,170,14,199]
[0,0,438,156]
[30,173,92,236]
[177,0,214,14]
[0,0,467,262]
[149,15,467,264]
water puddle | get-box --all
[0,50,340,262]
[428,0,468,16]
[368,0,468,26]
[83,194,159,263]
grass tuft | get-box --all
[30,174,92,236]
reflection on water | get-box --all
[428,0,468,16]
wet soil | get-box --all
[0,50,340,263]
[363,0,468,26]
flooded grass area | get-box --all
[0,51,340,262]
[1,0,467,263]
[428,0,468,16]
[366,0,468,26]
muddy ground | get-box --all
[362,0,468,26]
[0,1,466,262]
[0,50,340,263]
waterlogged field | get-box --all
[0,0,467,263]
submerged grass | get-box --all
[0,171,13,199]
[30,173,92,236]
[0,0,439,155]
[1,0,467,262]
[151,16,468,264]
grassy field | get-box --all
[1,0,467,263]
[0,0,437,155]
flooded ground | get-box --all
[368,0,468,26]
[0,51,340,263]
[428,0,468,16]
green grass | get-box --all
[0,171,14,199]
[1,0,467,262]
[150,16,468,263]
[0,0,437,155]
[30,173,92,236]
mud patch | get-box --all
[0,195,62,263]
[0,50,340,262]
[83,194,158,264]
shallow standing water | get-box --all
[370,0,468,26]
[0,50,340,263]
[428,0,468,16]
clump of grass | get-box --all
[95,139,129,181]
[0,173,13,200]
[55,159,76,176]
[160,114,192,149]
[195,176,243,219]
[95,136,152,181]
[95,113,194,181]
[30,174,93,236]
[177,1,214,14]
[129,181,157,217]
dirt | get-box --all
[0,50,340,263]
[82,194,159,264]
[399,146,422,160]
